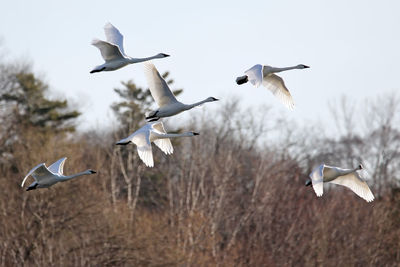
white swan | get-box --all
[144,62,219,121]
[305,164,374,202]
[116,121,199,167]
[21,157,96,191]
[90,22,170,73]
[236,64,310,110]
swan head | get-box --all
[305,179,312,186]
[156,53,170,58]
[206,97,219,102]
[297,64,310,69]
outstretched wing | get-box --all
[329,172,375,202]
[48,157,67,175]
[21,163,54,187]
[309,164,324,197]
[262,74,295,110]
[104,22,125,55]
[144,62,179,107]
[132,130,154,167]
[21,163,44,187]
[152,122,174,155]
[245,64,263,88]
[91,39,124,62]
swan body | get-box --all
[21,157,96,191]
[144,62,219,121]
[90,23,169,73]
[236,64,309,110]
[116,121,199,167]
[305,164,374,202]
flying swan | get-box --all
[21,157,96,191]
[116,121,199,167]
[305,164,374,202]
[90,22,169,73]
[144,62,219,121]
[236,64,309,110]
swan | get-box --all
[21,157,96,191]
[144,62,219,121]
[116,121,199,167]
[305,164,374,202]
[236,64,310,110]
[90,22,170,73]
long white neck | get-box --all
[185,98,212,110]
[60,170,93,181]
[128,54,164,64]
[155,132,194,139]
[270,65,302,73]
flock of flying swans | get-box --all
[21,22,374,202]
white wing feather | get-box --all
[309,164,324,197]
[21,163,44,187]
[329,173,375,202]
[91,39,124,62]
[152,122,174,155]
[132,130,154,167]
[262,74,295,110]
[144,62,179,107]
[48,157,67,175]
[104,23,125,55]
[245,64,263,88]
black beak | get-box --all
[212,97,219,101]
[90,170,97,174]
[193,132,200,136]
[303,65,310,68]
[305,179,312,186]
[162,53,170,57]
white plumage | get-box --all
[307,164,374,202]
[236,64,310,110]
[144,63,219,121]
[116,121,199,167]
[21,157,96,191]
[90,22,169,73]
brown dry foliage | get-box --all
[1,97,400,267]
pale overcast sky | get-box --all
[1,0,399,131]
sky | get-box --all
[1,0,399,132]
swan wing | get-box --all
[21,163,44,187]
[262,74,295,110]
[48,157,67,175]
[245,64,263,87]
[329,173,375,202]
[144,62,179,107]
[104,22,125,56]
[91,39,124,62]
[309,164,324,197]
[21,163,54,187]
[132,131,154,167]
[152,122,174,155]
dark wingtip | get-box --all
[147,118,160,122]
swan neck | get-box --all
[186,98,209,110]
[129,55,161,63]
[156,132,192,139]
[62,171,91,181]
[270,66,300,73]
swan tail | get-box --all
[236,75,249,85]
